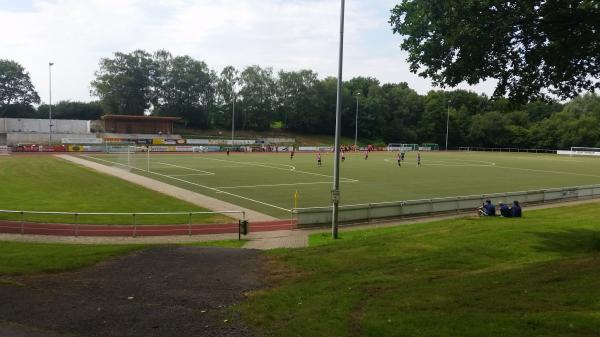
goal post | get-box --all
[105,144,149,172]
[568,147,600,157]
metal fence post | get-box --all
[132,213,137,237]
[20,211,25,235]
[75,213,79,237]
[188,212,192,236]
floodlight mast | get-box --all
[445,99,451,151]
[332,0,345,239]
[354,92,360,150]
[48,62,54,145]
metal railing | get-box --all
[292,184,600,225]
[0,209,246,237]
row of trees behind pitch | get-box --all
[1,55,599,149]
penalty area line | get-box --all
[81,155,290,212]
[217,180,357,189]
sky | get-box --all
[0,0,496,104]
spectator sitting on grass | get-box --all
[511,201,522,217]
[478,200,496,216]
[499,202,512,217]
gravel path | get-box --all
[56,154,278,222]
[0,246,264,337]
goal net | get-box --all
[420,143,439,151]
[106,145,150,171]
[568,147,600,157]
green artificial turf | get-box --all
[241,202,600,337]
[84,151,600,219]
[0,155,229,224]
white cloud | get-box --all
[0,0,496,103]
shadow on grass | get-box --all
[532,229,600,255]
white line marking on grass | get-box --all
[493,165,600,179]
[156,162,215,175]
[217,181,357,189]
[383,158,496,167]
[195,156,359,182]
[169,173,214,177]
[82,155,291,212]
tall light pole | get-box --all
[445,99,451,151]
[231,91,235,147]
[48,62,54,145]
[354,92,360,150]
[331,0,345,239]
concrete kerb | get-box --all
[56,154,277,222]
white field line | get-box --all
[383,158,496,167]
[217,181,356,189]
[169,173,214,177]
[81,155,291,212]
[156,162,215,175]
[194,156,359,182]
[493,165,600,179]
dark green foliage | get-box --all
[0,59,40,117]
[83,49,600,148]
[390,0,600,102]
[38,101,104,120]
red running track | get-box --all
[0,220,296,237]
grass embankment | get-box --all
[0,239,247,276]
[242,203,600,337]
[0,155,229,224]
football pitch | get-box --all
[81,151,600,219]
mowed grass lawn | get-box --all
[0,155,229,224]
[84,151,600,218]
[0,239,246,276]
[241,202,600,337]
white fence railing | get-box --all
[292,184,600,225]
[0,209,245,225]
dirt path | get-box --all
[56,154,277,222]
[0,246,264,337]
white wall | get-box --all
[0,118,90,134]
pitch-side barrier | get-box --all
[292,184,600,225]
[0,210,259,237]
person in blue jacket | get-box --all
[499,202,512,217]
[478,200,496,216]
[511,200,522,217]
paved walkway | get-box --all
[57,154,277,222]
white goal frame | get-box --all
[568,147,600,157]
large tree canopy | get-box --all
[390,0,600,102]
[0,59,40,116]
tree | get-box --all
[91,50,155,115]
[38,101,104,120]
[215,66,240,128]
[390,1,600,102]
[153,53,214,127]
[0,59,40,117]
[239,65,276,130]
[276,70,319,130]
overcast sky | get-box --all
[1,0,496,104]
